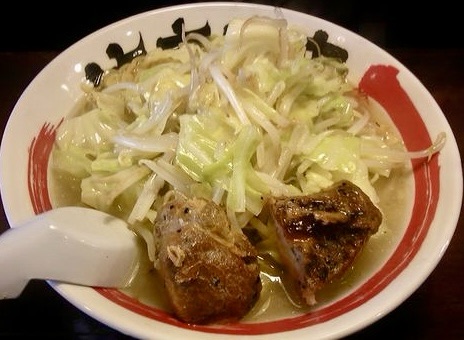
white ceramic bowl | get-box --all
[0,2,462,339]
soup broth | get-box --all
[48,100,413,323]
[47,17,417,322]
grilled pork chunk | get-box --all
[269,180,382,306]
[153,192,261,324]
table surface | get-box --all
[0,47,463,339]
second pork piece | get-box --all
[269,180,383,306]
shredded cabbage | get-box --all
[51,15,445,231]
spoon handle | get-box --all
[0,207,140,299]
[0,225,35,298]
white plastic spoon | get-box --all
[0,206,140,299]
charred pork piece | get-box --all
[153,193,262,324]
[269,180,382,306]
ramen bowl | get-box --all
[0,2,462,339]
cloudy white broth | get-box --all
[47,15,431,322]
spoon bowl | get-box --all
[0,206,140,299]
